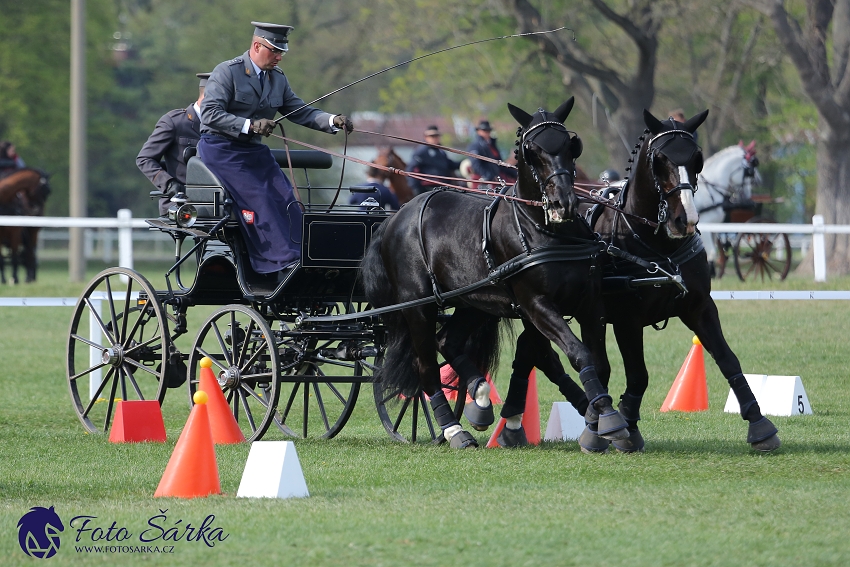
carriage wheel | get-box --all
[733,220,792,281]
[373,365,466,443]
[67,268,170,433]
[187,305,280,442]
[270,335,363,440]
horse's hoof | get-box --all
[747,416,779,444]
[578,426,610,454]
[496,426,528,448]
[751,434,781,452]
[463,379,495,431]
[597,410,629,440]
[449,430,479,449]
[612,427,645,453]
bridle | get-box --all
[518,119,578,225]
[645,129,701,230]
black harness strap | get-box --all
[417,189,447,306]
[296,242,605,325]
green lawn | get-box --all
[1,263,849,565]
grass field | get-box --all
[1,261,849,566]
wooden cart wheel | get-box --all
[733,218,792,281]
[187,304,280,442]
[67,268,170,433]
[373,363,466,443]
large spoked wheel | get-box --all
[733,219,792,281]
[272,335,363,439]
[67,268,170,433]
[373,363,466,443]
[187,305,280,442]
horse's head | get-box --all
[640,109,708,238]
[27,170,51,216]
[508,97,583,223]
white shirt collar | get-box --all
[250,58,263,77]
[193,102,201,115]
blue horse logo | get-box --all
[17,506,64,559]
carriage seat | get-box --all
[185,156,232,220]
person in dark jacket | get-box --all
[466,120,516,184]
[198,21,352,275]
[406,125,460,195]
[136,72,210,216]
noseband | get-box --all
[646,129,701,230]
[520,120,577,224]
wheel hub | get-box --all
[101,346,124,367]
[218,366,240,389]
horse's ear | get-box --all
[553,97,575,124]
[746,140,756,153]
[643,109,664,134]
[508,103,533,128]
[683,109,709,133]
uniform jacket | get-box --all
[406,145,460,195]
[467,135,516,182]
[201,50,335,142]
[136,104,201,191]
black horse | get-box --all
[503,109,780,453]
[362,98,628,448]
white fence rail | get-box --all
[2,212,849,281]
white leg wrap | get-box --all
[505,414,523,430]
[474,380,492,407]
[443,424,463,441]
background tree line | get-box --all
[0,0,845,270]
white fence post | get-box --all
[118,209,133,283]
[812,214,826,283]
[89,299,103,400]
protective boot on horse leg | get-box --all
[498,326,589,448]
[435,309,498,432]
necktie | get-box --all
[259,71,265,90]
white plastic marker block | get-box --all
[237,441,309,499]
[724,374,812,417]
[543,402,586,441]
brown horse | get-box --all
[373,147,414,205]
[0,169,51,283]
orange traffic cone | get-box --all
[440,365,502,404]
[487,368,541,447]
[660,336,709,412]
[108,400,166,443]
[154,391,221,498]
[198,357,246,444]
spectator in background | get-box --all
[0,141,26,178]
[406,125,460,196]
[350,166,399,211]
[466,120,516,185]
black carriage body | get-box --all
[157,152,391,308]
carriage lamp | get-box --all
[168,202,198,228]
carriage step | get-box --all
[319,344,379,361]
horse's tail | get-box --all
[465,317,509,380]
[361,221,420,397]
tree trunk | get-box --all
[815,122,850,274]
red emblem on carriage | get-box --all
[242,210,255,224]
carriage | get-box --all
[65,149,468,443]
[696,142,792,281]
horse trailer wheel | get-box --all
[733,224,792,281]
[271,336,362,440]
[373,365,466,443]
[66,268,170,434]
[187,305,281,442]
